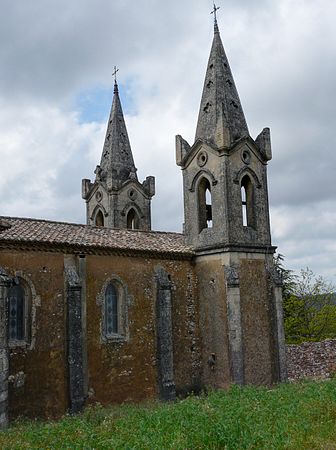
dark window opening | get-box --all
[198,177,213,231]
[105,283,118,335]
[241,185,247,226]
[127,208,140,230]
[95,210,104,227]
[8,281,30,343]
[241,175,254,228]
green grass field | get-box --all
[1,379,336,449]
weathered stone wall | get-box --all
[85,254,201,405]
[195,255,231,389]
[240,259,278,385]
[0,268,10,429]
[0,250,68,420]
[286,339,336,381]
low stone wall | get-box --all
[286,339,336,381]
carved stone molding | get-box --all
[65,267,81,288]
[0,267,11,285]
[267,265,283,287]
[233,167,261,188]
[97,274,130,343]
[224,265,240,288]
[189,169,218,193]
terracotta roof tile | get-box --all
[0,216,193,257]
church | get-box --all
[0,15,286,427]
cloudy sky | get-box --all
[0,0,335,282]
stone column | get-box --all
[155,267,176,401]
[224,265,244,385]
[268,266,287,382]
[65,267,85,414]
[0,268,11,429]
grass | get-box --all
[1,379,336,449]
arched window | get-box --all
[241,175,254,228]
[127,208,140,230]
[104,283,118,336]
[8,279,31,343]
[95,210,104,227]
[198,177,213,231]
[100,276,129,342]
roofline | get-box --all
[0,240,194,261]
[0,215,184,237]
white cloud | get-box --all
[0,0,335,282]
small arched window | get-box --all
[95,210,104,227]
[127,208,140,230]
[241,175,254,228]
[8,279,31,343]
[198,177,213,231]
[105,283,118,336]
[100,277,128,342]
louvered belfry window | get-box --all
[8,284,25,341]
[105,283,118,335]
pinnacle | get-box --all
[195,22,249,147]
[99,82,137,184]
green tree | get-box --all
[282,267,336,344]
[274,253,297,300]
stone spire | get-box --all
[195,20,249,148]
[82,75,155,230]
[99,80,137,185]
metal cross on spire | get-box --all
[112,66,119,83]
[210,2,220,22]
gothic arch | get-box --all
[196,176,213,231]
[233,167,261,188]
[126,208,140,230]
[240,174,255,228]
[189,169,218,193]
[10,271,41,350]
[90,204,108,222]
[97,274,132,343]
[120,202,144,219]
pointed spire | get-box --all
[195,18,249,147]
[99,77,137,185]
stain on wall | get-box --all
[240,259,276,385]
[1,250,67,419]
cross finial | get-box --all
[112,66,119,83]
[211,3,220,21]
[211,3,220,33]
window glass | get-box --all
[105,283,118,335]
[8,284,25,341]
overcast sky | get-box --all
[0,0,335,282]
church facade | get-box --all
[0,18,286,428]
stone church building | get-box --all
[0,18,286,427]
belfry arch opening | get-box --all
[241,175,254,228]
[95,210,104,227]
[127,208,140,230]
[198,177,213,231]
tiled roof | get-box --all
[0,216,193,258]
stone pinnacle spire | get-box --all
[99,79,137,184]
[195,20,249,147]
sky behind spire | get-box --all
[0,0,335,282]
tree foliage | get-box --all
[276,258,336,344]
[283,268,336,343]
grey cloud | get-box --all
[0,0,335,282]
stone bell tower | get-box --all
[176,14,286,387]
[82,76,155,230]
